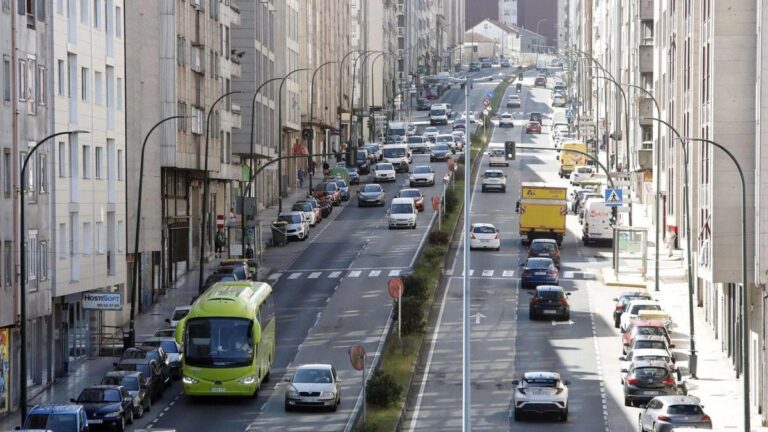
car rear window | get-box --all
[361,184,382,192]
[635,327,666,336]
[472,225,497,234]
[667,405,704,415]
[537,290,564,300]
[484,171,503,178]
[414,166,432,174]
[630,304,661,314]
[633,367,668,379]
[325,183,337,192]
[526,258,552,269]
[634,340,667,350]
[531,243,556,253]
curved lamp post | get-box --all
[337,49,363,155]
[277,68,310,214]
[20,129,89,423]
[197,90,245,293]
[309,60,338,191]
[644,117,697,380]
[369,53,386,142]
[350,50,380,146]
[128,116,186,349]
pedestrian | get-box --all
[310,160,317,176]
[215,228,226,258]
[322,160,330,177]
[665,229,677,257]
[298,167,305,188]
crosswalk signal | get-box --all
[505,141,516,160]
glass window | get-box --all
[80,0,88,24]
[3,241,12,286]
[56,59,64,96]
[117,149,123,180]
[39,240,48,280]
[58,142,66,177]
[17,59,26,101]
[38,153,47,193]
[2,55,10,101]
[94,71,102,105]
[27,231,37,282]
[92,0,99,28]
[115,6,121,37]
[37,65,45,105]
[3,149,11,197]
[82,145,90,178]
[80,67,89,101]
[82,222,91,255]
[95,146,103,179]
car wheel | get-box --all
[624,397,631,407]
[301,232,308,241]
[285,401,292,412]
[117,415,126,432]
[412,224,417,229]
[501,187,506,193]
[127,406,134,424]
[135,403,144,419]
[513,408,522,421]
[529,311,536,320]
[481,186,486,192]
[145,395,152,411]
[614,318,621,329]
[560,408,568,422]
[638,416,645,432]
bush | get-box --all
[422,245,448,266]
[402,273,429,301]
[400,297,427,334]
[429,231,450,245]
[366,369,402,408]
[445,186,461,214]
[453,163,465,180]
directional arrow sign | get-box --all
[471,313,487,325]
[605,188,623,207]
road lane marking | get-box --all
[288,272,302,280]
[268,272,282,281]
[482,270,494,277]
[348,270,362,278]
[388,269,401,277]
[369,270,381,277]
[308,272,322,279]
[503,270,515,277]
[328,271,342,278]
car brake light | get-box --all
[615,304,624,311]
[657,415,671,421]
[470,233,476,239]
[626,378,638,385]
[701,415,711,422]
[561,298,569,306]
[662,377,675,385]
[548,270,558,277]
[517,388,526,395]
[530,298,539,305]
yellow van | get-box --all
[559,141,588,178]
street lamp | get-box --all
[337,49,363,158]
[277,68,310,214]
[197,90,245,294]
[535,18,549,54]
[309,60,338,192]
[681,136,749,431]
[350,50,381,151]
[128,116,186,349]
[19,129,89,423]
[369,53,386,142]
[645,117,697,380]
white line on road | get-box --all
[288,272,302,280]
[307,272,322,279]
[328,271,342,278]
[388,269,401,277]
[348,270,362,278]
[369,270,381,277]
[503,270,515,277]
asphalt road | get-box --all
[123,70,501,432]
[403,71,644,432]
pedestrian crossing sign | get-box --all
[605,188,623,207]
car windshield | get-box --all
[425,127,437,133]
[121,348,149,360]
[324,183,337,192]
[361,184,382,193]
[433,144,450,151]
[185,317,254,368]
[577,167,592,173]
[630,304,662,314]
[78,388,122,403]
[524,378,559,388]
[389,127,406,136]
[26,413,79,431]
[635,327,666,336]
[667,404,704,415]
[293,368,333,384]
[621,295,651,304]
[121,376,140,391]
[399,190,420,198]
[472,225,497,234]
[414,166,432,174]
[347,168,358,175]
[526,259,553,269]
[383,147,406,158]
[407,136,425,144]
[634,340,667,350]
[391,203,414,214]
[531,242,556,253]
[484,171,503,178]
[143,340,179,354]
[636,355,669,363]
[172,308,189,321]
[335,180,347,188]
[356,151,367,161]
[292,203,312,212]
[633,367,668,379]
[376,164,394,171]
[489,150,504,157]
[501,114,512,119]
[278,214,302,224]
[430,109,446,116]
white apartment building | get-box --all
[498,0,518,27]
[51,0,127,376]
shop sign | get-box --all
[82,292,123,311]
[0,328,9,414]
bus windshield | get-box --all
[185,317,254,368]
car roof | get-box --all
[628,348,671,357]
[173,305,191,311]
[398,188,421,194]
[531,238,557,244]
[104,370,144,378]
[296,363,333,370]
[526,257,554,264]
[621,291,650,297]
[279,211,304,216]
[651,395,702,405]
[117,358,155,365]
[535,285,564,292]
[523,371,561,380]
[392,197,415,204]
[632,335,668,342]
[471,223,496,228]
[83,384,123,390]
[627,299,659,306]
[28,403,84,414]
[142,336,176,343]
[631,320,667,329]
[484,169,503,174]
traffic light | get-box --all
[505,141,516,160]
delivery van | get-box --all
[582,199,613,245]
[487,143,507,166]
[559,140,588,178]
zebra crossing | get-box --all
[267,268,597,282]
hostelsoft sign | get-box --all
[82,292,122,310]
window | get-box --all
[3,149,10,197]
[27,231,37,282]
[18,0,37,27]
[116,149,123,180]
[18,59,27,101]
[38,153,47,193]
[56,0,62,14]
[58,223,67,258]
[80,0,88,24]
[57,59,64,96]
[95,146,103,179]
[82,145,91,179]
[37,65,46,105]
[2,56,10,101]
[117,220,124,252]
[115,6,121,37]
[58,141,68,178]
[2,0,8,13]
[94,71,102,104]
[95,221,104,253]
[3,241,11,286]
[36,0,44,20]
[82,222,91,255]
[116,77,122,110]
[39,240,48,280]
[26,57,36,114]
[81,67,89,101]
[92,0,99,28]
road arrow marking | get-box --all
[551,320,575,326]
[472,313,487,325]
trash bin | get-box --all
[271,221,288,246]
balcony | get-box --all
[639,45,653,74]
[640,0,653,20]
[638,98,653,125]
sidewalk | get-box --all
[0,175,327,430]
[608,202,768,431]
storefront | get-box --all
[0,328,9,415]
[53,297,92,377]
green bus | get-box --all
[176,281,275,397]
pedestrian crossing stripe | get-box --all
[328,271,342,278]
[348,270,362,278]
[503,270,515,277]
[482,270,494,277]
[288,272,302,280]
[308,272,322,279]
[369,270,381,277]
[388,269,401,277]
[265,269,596,282]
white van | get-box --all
[388,198,418,229]
[582,199,613,245]
[381,144,412,172]
[487,143,507,167]
[429,104,449,125]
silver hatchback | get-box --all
[284,364,342,412]
[638,395,712,431]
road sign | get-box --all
[388,278,404,299]
[605,188,624,207]
[302,128,312,140]
[486,90,494,99]
[432,196,441,211]
[482,98,491,107]
[349,345,366,371]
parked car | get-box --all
[355,148,372,174]
[525,121,542,134]
[140,337,183,379]
[101,371,152,418]
[626,336,673,356]
[166,305,191,328]
[199,272,237,295]
[313,181,342,206]
[469,223,500,251]
[529,285,571,321]
[396,189,425,212]
[622,321,673,354]
[511,372,570,421]
[73,385,134,431]
[372,163,397,183]
[638,395,712,431]
[528,239,561,268]
[284,364,342,412]
[520,257,559,289]
[623,360,678,407]
[113,359,165,402]
[409,165,435,187]
[119,347,171,388]
[215,261,251,281]
[612,291,653,328]
[277,211,310,241]
[357,184,386,207]
[569,165,595,184]
[306,196,332,218]
[620,300,663,332]
[619,349,676,385]
[346,167,360,185]
[334,178,350,201]
[21,403,89,432]
[292,201,320,226]
[416,98,431,111]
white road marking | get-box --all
[348,270,362,278]
[388,269,401,277]
[267,272,282,281]
[503,270,515,277]
[482,269,494,277]
[308,272,322,279]
[328,271,342,278]
[288,272,302,280]
[562,271,576,279]
[369,270,381,277]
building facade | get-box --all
[498,0,518,27]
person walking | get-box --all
[215,228,226,258]
[665,229,677,258]
[298,167,305,188]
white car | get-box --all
[569,165,595,184]
[435,134,456,150]
[291,201,318,226]
[480,170,506,192]
[284,364,342,411]
[409,165,435,186]
[168,306,191,328]
[619,348,675,384]
[499,113,515,128]
[552,94,566,107]
[277,211,310,241]
[512,372,570,421]
[372,162,397,182]
[620,299,662,332]
[388,198,417,229]
[506,94,521,108]
[423,127,439,141]
[469,223,500,250]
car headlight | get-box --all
[389,218,397,223]
[103,411,122,418]
[239,375,257,385]
[409,175,415,181]
[182,375,199,385]
[320,390,336,399]
[287,385,299,398]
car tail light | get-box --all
[615,304,624,311]
[530,297,539,305]
[662,377,675,385]
[701,415,711,422]
[517,388,526,395]
[626,378,638,385]
[561,298,569,306]
[555,388,563,395]
[470,233,476,239]
[494,233,499,239]
[657,415,671,422]
[548,270,558,277]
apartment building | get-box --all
[125,0,242,297]
[498,0,518,27]
[0,0,54,414]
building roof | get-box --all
[485,19,519,34]
[463,31,496,44]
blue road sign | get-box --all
[565,108,575,118]
[605,188,623,207]
[486,90,494,99]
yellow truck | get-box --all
[516,183,568,245]
[558,140,588,178]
